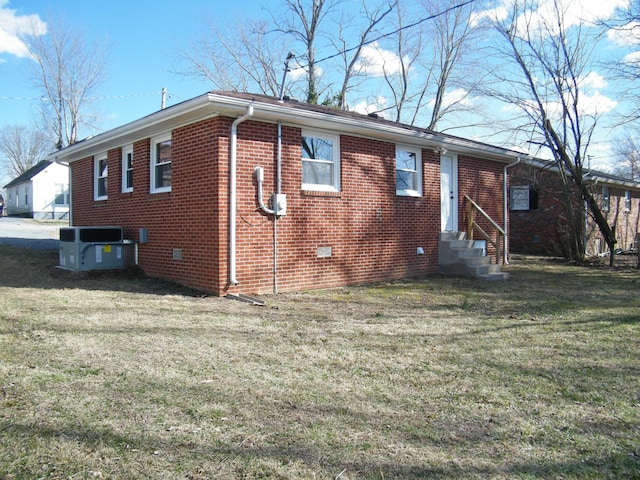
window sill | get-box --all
[301,190,341,198]
[397,191,422,198]
[148,191,171,200]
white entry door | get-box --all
[440,154,458,231]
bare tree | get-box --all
[487,0,616,262]
[604,0,640,126]
[374,0,482,129]
[328,0,396,108]
[422,0,481,130]
[376,0,424,122]
[612,134,640,181]
[22,15,109,150]
[180,19,284,96]
[0,125,51,178]
[276,0,336,104]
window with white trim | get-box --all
[396,146,422,196]
[151,134,172,193]
[624,190,631,212]
[95,154,108,200]
[54,183,68,205]
[122,145,133,193]
[602,186,610,212]
[301,130,340,191]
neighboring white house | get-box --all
[2,160,69,219]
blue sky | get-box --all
[1,0,638,188]
[0,0,266,132]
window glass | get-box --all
[301,132,339,191]
[396,147,422,196]
[602,186,610,212]
[151,135,172,193]
[625,190,631,212]
[122,146,133,192]
[54,183,68,205]
[95,156,108,200]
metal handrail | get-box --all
[465,195,505,265]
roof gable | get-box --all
[3,160,52,189]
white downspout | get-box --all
[503,157,521,265]
[229,105,254,286]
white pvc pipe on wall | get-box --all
[229,105,254,286]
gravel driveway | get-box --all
[0,217,64,250]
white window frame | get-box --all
[122,145,133,193]
[602,186,610,212]
[301,129,340,192]
[624,190,631,213]
[94,153,108,201]
[54,183,69,206]
[150,133,172,194]
[396,145,422,197]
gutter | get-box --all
[206,93,523,164]
[503,157,521,265]
[229,105,254,286]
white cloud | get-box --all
[580,71,607,89]
[622,50,640,65]
[428,88,473,109]
[473,0,629,33]
[0,0,46,58]
[607,21,640,46]
[351,96,387,116]
[579,91,618,116]
[355,42,403,78]
[288,62,323,81]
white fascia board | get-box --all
[207,93,523,163]
[47,93,217,163]
[49,91,523,164]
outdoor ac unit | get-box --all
[59,226,136,271]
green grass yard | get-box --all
[1,247,639,479]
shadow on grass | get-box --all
[0,245,207,297]
[2,417,638,479]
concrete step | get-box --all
[470,263,502,276]
[438,231,466,241]
[437,231,509,282]
[455,247,485,259]
[477,272,510,281]
[449,239,474,249]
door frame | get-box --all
[440,153,459,231]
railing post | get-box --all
[467,199,473,240]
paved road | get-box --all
[0,217,64,250]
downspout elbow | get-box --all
[229,105,254,286]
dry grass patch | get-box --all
[1,248,639,479]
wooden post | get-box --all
[467,200,473,240]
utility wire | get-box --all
[0,91,162,102]
[299,0,477,68]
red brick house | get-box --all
[49,91,523,295]
[509,158,640,257]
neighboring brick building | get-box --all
[49,91,522,295]
[509,158,640,257]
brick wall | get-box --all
[458,155,506,259]
[508,162,640,256]
[70,115,506,295]
[587,185,640,254]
